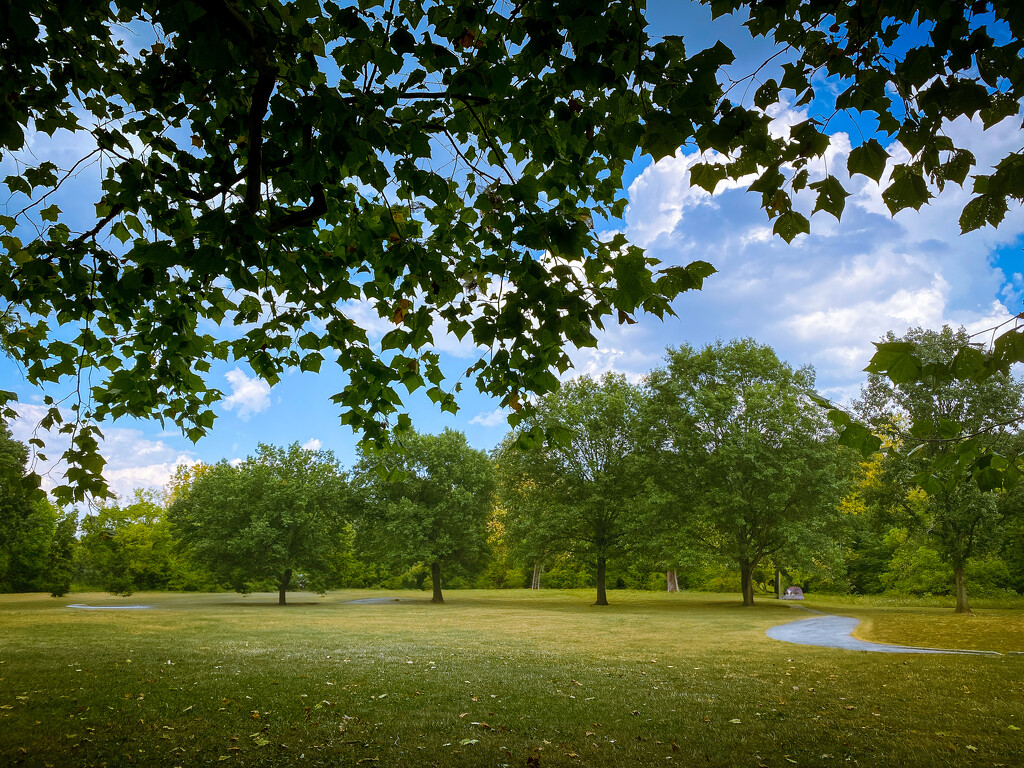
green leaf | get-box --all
[847,139,888,182]
[810,176,849,219]
[689,163,727,194]
[753,79,779,110]
[612,251,651,309]
[959,194,1007,233]
[40,204,61,222]
[865,342,922,384]
[641,111,691,160]
[836,422,882,457]
[110,221,131,244]
[772,211,809,242]
[882,170,930,215]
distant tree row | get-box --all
[3,331,1023,612]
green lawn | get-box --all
[1,590,1021,767]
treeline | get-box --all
[2,330,1023,610]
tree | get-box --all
[497,373,659,606]
[167,443,350,604]
[76,488,215,594]
[47,509,78,597]
[354,428,494,604]
[7,2,1021,502]
[650,340,854,606]
[0,421,54,592]
[853,326,1024,613]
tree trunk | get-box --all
[279,568,292,606]
[775,567,782,598]
[430,561,444,604]
[740,563,755,606]
[953,563,972,614]
[594,555,609,606]
[531,562,542,590]
[666,570,679,593]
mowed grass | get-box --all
[1,590,1022,767]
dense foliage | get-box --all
[4,1,1023,503]
[497,374,660,605]
[852,327,1024,612]
[354,428,495,603]
[3,332,1023,607]
[167,443,351,604]
[649,340,856,605]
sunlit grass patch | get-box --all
[1,590,1022,766]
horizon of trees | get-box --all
[2,331,1023,611]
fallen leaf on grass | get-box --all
[728,719,741,724]
[459,738,479,746]
[966,745,978,752]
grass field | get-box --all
[1,590,1022,767]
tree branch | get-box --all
[268,184,327,233]
[244,67,278,213]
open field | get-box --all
[1,590,1022,767]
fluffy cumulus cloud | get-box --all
[596,110,1024,403]
[468,408,508,428]
[8,404,198,499]
[222,368,272,420]
[301,438,323,451]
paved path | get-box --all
[66,604,154,610]
[766,611,1002,656]
[345,597,423,604]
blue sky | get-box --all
[4,1,1024,499]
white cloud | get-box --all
[222,368,271,420]
[301,438,322,451]
[618,112,1024,404]
[8,403,198,499]
[468,408,508,428]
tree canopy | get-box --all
[853,326,1024,612]
[497,373,658,605]
[650,340,855,605]
[2,1,1023,500]
[167,442,351,604]
[0,421,55,592]
[354,428,494,603]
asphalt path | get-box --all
[766,610,1002,656]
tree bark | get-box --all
[430,561,444,604]
[775,567,782,598]
[279,568,292,606]
[740,562,755,606]
[953,563,972,614]
[666,569,679,593]
[594,555,609,606]
[531,562,542,590]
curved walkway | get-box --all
[766,611,1002,656]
